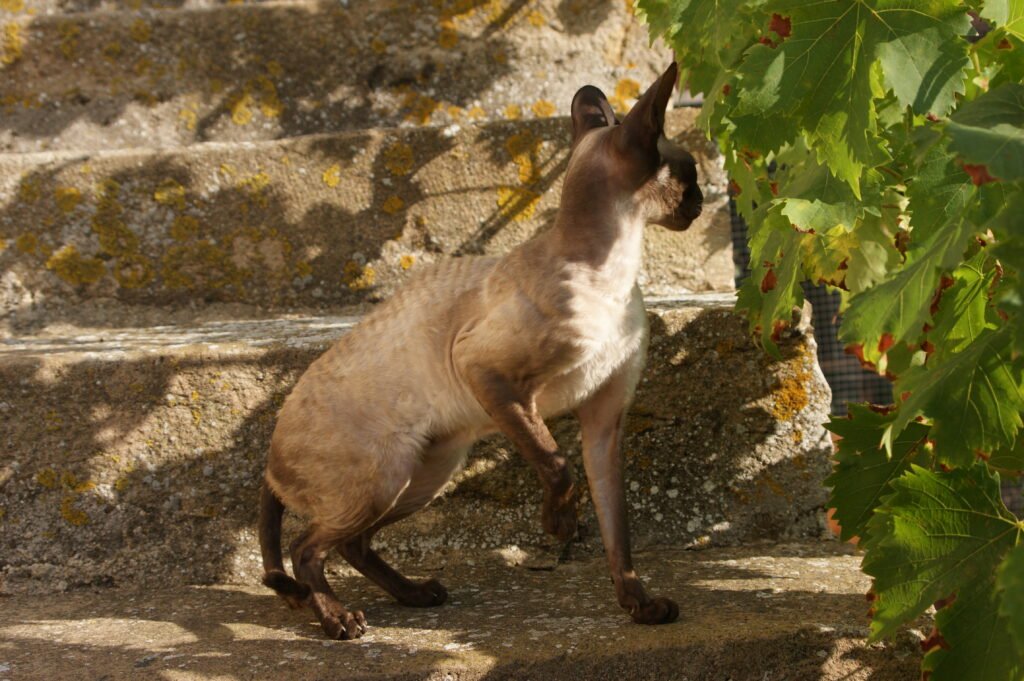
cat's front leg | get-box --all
[576,363,678,625]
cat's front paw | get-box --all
[541,486,578,542]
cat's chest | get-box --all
[536,284,648,416]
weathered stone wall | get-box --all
[0,111,732,319]
[0,299,831,594]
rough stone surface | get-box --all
[0,294,832,594]
[0,543,923,680]
[0,0,671,152]
[0,109,732,319]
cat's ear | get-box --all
[618,62,677,150]
[570,85,618,144]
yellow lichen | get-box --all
[771,366,811,421]
[438,25,458,49]
[58,22,79,60]
[153,178,186,209]
[383,141,414,176]
[381,195,405,214]
[60,495,89,526]
[161,241,236,290]
[44,410,62,431]
[1,0,24,11]
[506,130,542,185]
[230,91,254,125]
[400,254,415,270]
[491,49,508,65]
[526,9,545,26]
[496,186,540,222]
[2,22,22,65]
[344,261,375,290]
[255,75,283,118]
[296,261,312,276]
[130,18,151,43]
[112,254,154,288]
[36,468,58,489]
[17,176,39,203]
[179,107,197,131]
[370,38,387,54]
[54,186,82,213]
[265,60,283,77]
[0,238,6,254]
[504,104,522,120]
[610,78,641,113]
[322,164,341,188]
[114,476,130,492]
[531,99,556,117]
[15,232,37,254]
[46,245,105,285]
[467,105,486,119]
[170,215,199,241]
[238,171,270,207]
[446,104,464,119]
[402,92,440,125]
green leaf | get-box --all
[921,574,1024,681]
[925,250,1000,364]
[863,463,1021,640]
[997,543,1024,656]
[839,215,974,366]
[906,138,976,243]
[733,0,968,194]
[990,437,1024,473]
[888,325,1024,465]
[947,82,1024,181]
[735,206,804,357]
[825,405,930,542]
[982,0,1024,41]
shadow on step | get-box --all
[0,0,524,146]
[0,558,919,680]
[0,306,828,596]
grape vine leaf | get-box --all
[982,0,1024,41]
[863,464,1021,641]
[921,574,1024,681]
[997,543,1024,656]
[906,138,976,244]
[825,405,929,543]
[946,82,1024,181]
[923,251,999,364]
[887,325,1024,465]
[735,206,804,357]
[839,214,974,366]
[732,0,969,195]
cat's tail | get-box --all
[259,479,310,607]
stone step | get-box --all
[0,110,733,320]
[0,543,922,681]
[0,0,671,152]
[0,294,832,594]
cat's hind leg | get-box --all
[338,434,469,608]
[289,525,367,640]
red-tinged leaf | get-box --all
[866,590,877,602]
[769,181,778,196]
[722,83,731,96]
[934,594,957,610]
[878,333,895,354]
[845,343,877,370]
[921,628,951,652]
[998,38,1012,49]
[728,179,742,196]
[770,320,787,343]
[758,35,776,47]
[867,404,895,415]
[769,13,791,38]
[927,113,940,122]
[962,163,998,186]
[761,269,777,293]
[901,391,912,401]
[930,275,956,315]
[838,258,849,270]
[922,340,936,354]
[976,450,990,461]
